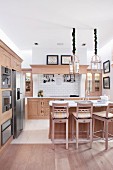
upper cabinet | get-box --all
[11,56,21,71]
[0,48,11,68]
[86,71,102,96]
[22,69,33,97]
[0,40,22,71]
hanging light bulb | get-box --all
[91,29,101,71]
[69,28,79,74]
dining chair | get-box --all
[72,101,93,149]
[51,102,69,149]
[93,103,113,150]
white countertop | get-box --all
[27,96,100,99]
[49,100,112,107]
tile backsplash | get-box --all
[33,74,81,97]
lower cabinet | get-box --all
[27,98,84,119]
[27,98,50,119]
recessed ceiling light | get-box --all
[57,43,64,46]
[82,43,86,46]
[34,42,38,45]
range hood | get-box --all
[30,65,88,74]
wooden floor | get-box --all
[0,142,113,170]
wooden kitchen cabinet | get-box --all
[11,56,21,71]
[27,99,41,119]
[25,72,32,97]
[43,99,50,117]
[0,48,11,68]
[0,41,22,71]
[22,69,33,97]
[27,98,50,119]
[86,71,102,96]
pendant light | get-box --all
[91,29,101,71]
[69,28,79,74]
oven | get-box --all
[1,66,11,89]
[1,119,12,145]
[2,90,12,113]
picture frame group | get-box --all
[46,55,72,65]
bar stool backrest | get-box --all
[76,101,93,118]
[106,103,113,118]
[52,102,69,119]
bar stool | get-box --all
[72,101,93,149]
[51,102,69,149]
[93,103,113,150]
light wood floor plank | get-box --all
[79,143,101,170]
[90,142,113,170]
[0,143,113,170]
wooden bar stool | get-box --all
[51,102,69,149]
[93,103,113,150]
[72,101,93,149]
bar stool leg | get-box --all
[90,120,92,148]
[92,117,95,139]
[52,120,55,149]
[103,121,105,139]
[66,119,68,149]
[105,120,108,150]
[71,115,74,141]
[76,120,79,149]
[87,123,89,139]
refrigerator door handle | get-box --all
[17,88,20,100]
[9,96,12,104]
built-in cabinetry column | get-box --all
[86,70,102,96]
[21,69,33,97]
[0,40,23,149]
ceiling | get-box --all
[0,0,113,53]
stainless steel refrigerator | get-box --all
[12,70,25,138]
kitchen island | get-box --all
[27,96,100,119]
[49,100,112,139]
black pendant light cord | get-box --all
[72,28,76,55]
[94,28,97,55]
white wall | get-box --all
[77,47,87,65]
[21,50,32,68]
[32,46,87,65]
[32,47,72,64]
[99,40,113,101]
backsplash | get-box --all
[33,74,81,97]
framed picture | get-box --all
[46,55,59,65]
[103,76,110,89]
[61,55,72,65]
[103,60,110,73]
